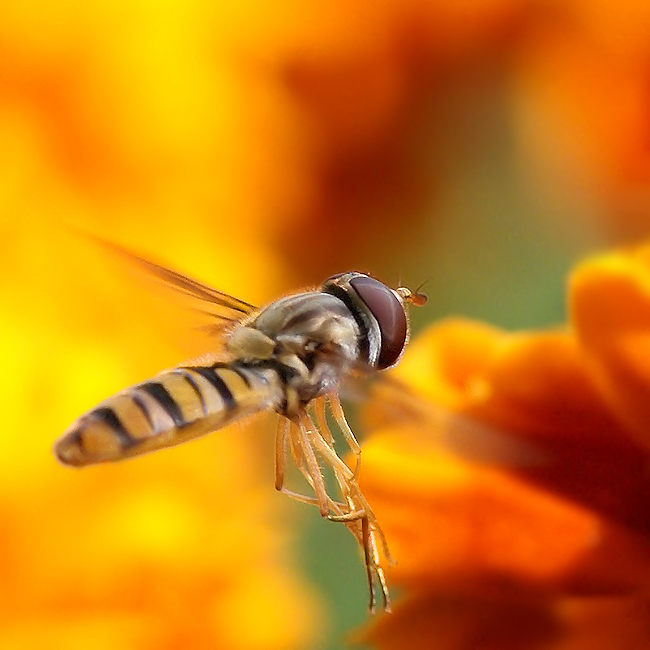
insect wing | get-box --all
[352,375,545,470]
[86,234,258,324]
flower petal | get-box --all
[355,592,650,650]
[571,246,650,449]
[360,427,650,596]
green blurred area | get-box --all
[297,80,605,649]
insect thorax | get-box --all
[227,292,360,417]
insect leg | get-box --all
[369,525,391,612]
[278,487,346,513]
[328,509,366,523]
[328,394,362,479]
[275,418,349,514]
[294,418,333,517]
[362,517,392,613]
[312,397,334,447]
[298,413,393,612]
[299,412,354,482]
[312,398,359,482]
[274,417,289,491]
[361,516,377,613]
[300,414,380,574]
[300,414,374,519]
[341,486,396,567]
[300,415,393,611]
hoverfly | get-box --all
[54,243,427,612]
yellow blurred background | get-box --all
[2,1,650,648]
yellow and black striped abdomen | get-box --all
[54,363,284,466]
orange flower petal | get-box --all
[389,318,618,442]
[571,245,650,450]
[354,593,557,650]
[366,315,650,535]
[360,427,650,596]
[355,592,650,650]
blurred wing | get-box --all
[85,234,258,327]
[345,374,545,469]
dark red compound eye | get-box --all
[349,276,407,369]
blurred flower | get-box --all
[0,1,338,647]
[0,0,536,284]
[0,200,322,650]
[0,0,521,646]
[355,243,650,649]
[510,2,650,240]
[4,0,650,648]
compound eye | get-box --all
[349,275,407,369]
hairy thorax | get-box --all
[226,292,359,416]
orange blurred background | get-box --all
[2,1,650,648]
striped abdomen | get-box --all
[54,362,284,467]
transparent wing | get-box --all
[86,234,258,326]
[344,374,545,470]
